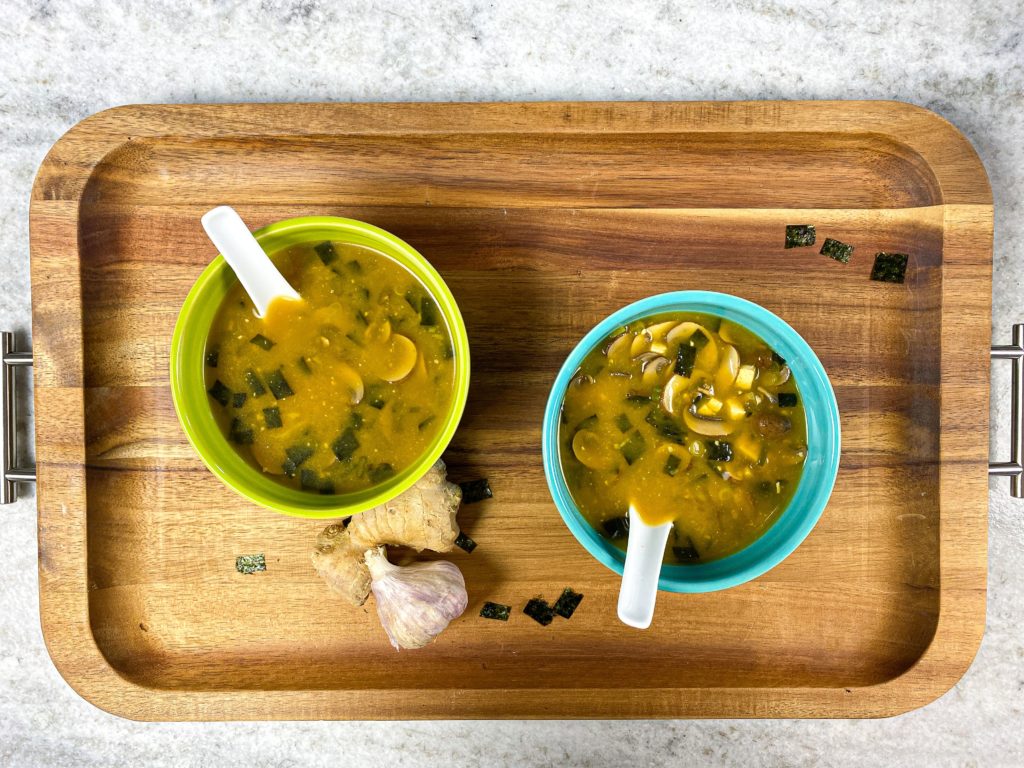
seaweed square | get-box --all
[820,238,854,264]
[244,369,266,397]
[602,515,630,540]
[459,479,493,504]
[263,406,283,428]
[205,349,219,368]
[480,602,511,621]
[705,439,733,462]
[870,252,909,283]
[207,379,231,407]
[249,333,275,350]
[235,553,266,574]
[332,428,360,462]
[369,463,395,484]
[674,345,697,377]
[785,224,816,248]
[229,418,254,445]
[265,369,294,399]
[523,598,556,626]
[778,392,798,408]
[314,241,338,265]
[673,536,701,562]
[614,413,632,433]
[553,588,584,619]
[455,532,477,553]
[231,392,247,409]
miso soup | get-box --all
[558,313,807,564]
[204,240,455,495]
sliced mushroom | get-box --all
[334,361,365,404]
[684,408,738,436]
[666,322,702,344]
[661,374,690,415]
[643,320,679,342]
[572,429,619,471]
[760,365,791,387]
[629,332,651,358]
[376,334,418,382]
[605,332,634,368]
[754,412,792,438]
[641,356,671,388]
[714,345,740,393]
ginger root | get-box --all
[311,460,463,606]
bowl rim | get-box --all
[169,215,470,519]
[541,290,841,593]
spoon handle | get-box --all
[617,507,673,629]
[201,206,300,317]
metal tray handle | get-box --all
[991,324,1024,497]
[2,327,1022,501]
[2,331,35,504]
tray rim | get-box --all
[30,100,992,720]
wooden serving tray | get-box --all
[31,102,991,720]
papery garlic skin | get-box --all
[365,547,468,650]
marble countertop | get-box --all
[2,0,1022,765]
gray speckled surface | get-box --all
[2,0,1023,765]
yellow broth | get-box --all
[558,313,807,564]
[204,241,455,494]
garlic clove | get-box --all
[365,547,468,650]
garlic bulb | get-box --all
[365,547,468,650]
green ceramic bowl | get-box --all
[170,216,470,519]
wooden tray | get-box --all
[31,102,992,720]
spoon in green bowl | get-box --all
[617,503,673,629]
[201,205,300,317]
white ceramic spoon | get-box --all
[201,205,301,317]
[616,505,674,629]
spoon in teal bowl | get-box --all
[616,504,674,629]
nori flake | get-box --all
[620,430,646,465]
[235,553,266,574]
[706,439,733,462]
[249,333,275,350]
[300,469,335,495]
[771,351,787,366]
[332,427,360,462]
[553,588,584,619]
[778,392,798,408]
[625,393,654,406]
[420,296,440,327]
[459,479,493,504]
[455,531,477,553]
[870,252,909,283]
[523,598,556,626]
[602,515,630,540]
[263,406,283,428]
[282,443,315,476]
[265,369,294,399]
[575,413,599,431]
[207,379,231,407]
[205,349,219,368]
[314,241,338,265]
[231,392,247,409]
[480,602,511,621]
[366,386,387,409]
[820,237,854,264]
[664,453,682,477]
[674,345,697,377]
[645,409,685,444]
[297,356,313,374]
[229,418,254,445]
[673,536,701,562]
[244,369,266,397]
[369,463,395,484]
[785,224,816,248]
[614,413,632,433]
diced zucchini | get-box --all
[265,369,294,399]
[244,369,266,397]
[332,428,360,462]
[620,430,646,465]
[249,334,275,350]
[263,406,283,429]
[735,432,762,463]
[314,241,338,265]
[723,398,747,421]
[735,365,756,391]
[207,379,231,407]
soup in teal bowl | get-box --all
[541,291,840,593]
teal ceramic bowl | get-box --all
[170,216,471,519]
[541,291,840,593]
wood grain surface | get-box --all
[30,102,992,720]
